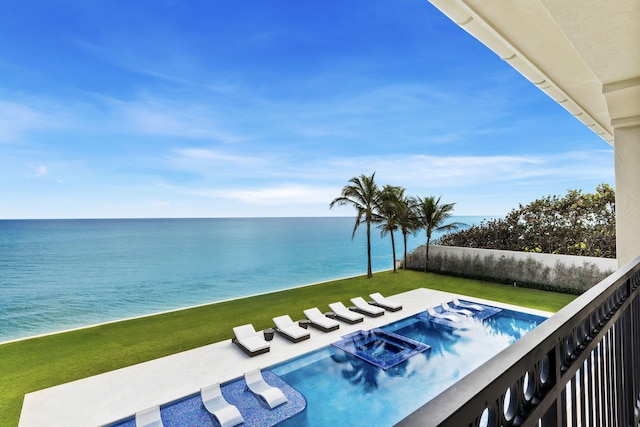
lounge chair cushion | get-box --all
[273,315,310,342]
[303,307,340,332]
[328,302,364,323]
[369,292,403,311]
[232,324,270,356]
[351,297,385,317]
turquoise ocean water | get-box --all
[0,216,485,342]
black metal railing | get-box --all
[397,256,640,427]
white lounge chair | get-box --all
[441,301,473,316]
[135,405,164,427]
[328,302,364,324]
[426,306,461,322]
[245,369,288,409]
[369,292,403,312]
[351,297,385,317]
[303,307,340,332]
[453,298,484,311]
[201,383,244,427]
[272,315,311,343]
[232,324,270,356]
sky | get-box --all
[0,0,614,219]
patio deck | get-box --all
[18,288,551,427]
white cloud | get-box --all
[102,97,247,142]
[0,100,63,143]
[25,163,68,184]
[191,184,337,206]
[149,200,171,207]
[29,165,48,177]
[172,148,267,167]
[323,150,613,190]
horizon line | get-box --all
[0,214,500,221]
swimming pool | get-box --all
[272,308,545,426]
[108,306,545,427]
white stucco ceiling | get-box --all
[428,0,640,146]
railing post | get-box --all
[628,281,636,427]
[634,292,640,427]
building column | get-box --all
[614,124,640,267]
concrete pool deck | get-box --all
[18,288,552,427]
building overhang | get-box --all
[428,0,640,146]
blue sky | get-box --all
[0,0,613,219]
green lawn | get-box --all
[0,270,576,427]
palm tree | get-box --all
[415,195,463,272]
[377,185,405,273]
[329,173,381,278]
[397,195,420,269]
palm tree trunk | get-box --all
[390,230,397,273]
[424,233,431,272]
[402,232,408,270]
[366,220,372,278]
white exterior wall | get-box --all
[614,125,640,267]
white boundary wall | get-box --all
[425,245,617,271]
[406,245,617,292]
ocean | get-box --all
[0,216,485,342]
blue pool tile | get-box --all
[221,371,306,427]
[109,371,305,427]
[332,328,431,370]
[109,418,135,427]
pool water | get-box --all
[366,339,402,355]
[273,309,545,426]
